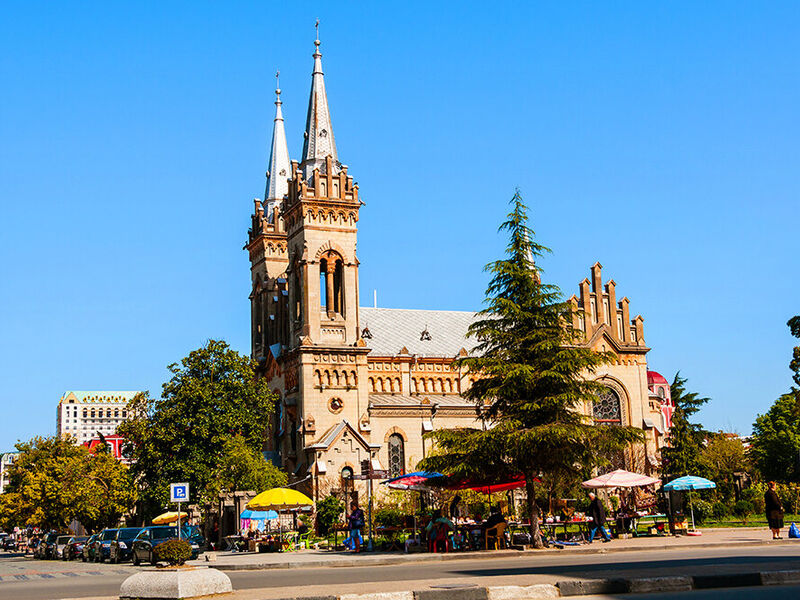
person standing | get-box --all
[765,482,784,539]
[587,492,612,543]
[347,501,365,553]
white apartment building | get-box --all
[0,452,19,493]
[57,391,140,443]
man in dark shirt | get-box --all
[587,492,612,543]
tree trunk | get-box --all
[525,474,543,548]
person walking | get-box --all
[347,501,365,553]
[765,481,784,539]
[587,492,612,543]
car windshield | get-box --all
[101,530,117,541]
[150,527,176,540]
[45,533,58,542]
[57,536,71,544]
[117,528,141,540]
[74,537,88,542]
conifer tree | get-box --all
[659,373,710,480]
[420,191,641,547]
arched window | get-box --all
[388,434,405,478]
[593,388,622,425]
[83,409,88,418]
[320,251,344,319]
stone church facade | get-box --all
[246,35,670,502]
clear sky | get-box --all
[1,2,798,450]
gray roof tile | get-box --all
[359,307,477,357]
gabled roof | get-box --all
[306,419,380,451]
[359,307,477,357]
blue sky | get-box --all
[1,2,798,450]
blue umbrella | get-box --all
[240,509,278,520]
[663,476,716,531]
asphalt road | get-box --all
[2,545,800,600]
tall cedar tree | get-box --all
[419,191,641,547]
[748,316,800,482]
[118,340,276,518]
[659,373,710,480]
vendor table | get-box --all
[631,513,668,535]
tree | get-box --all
[748,316,800,483]
[749,394,800,483]
[118,340,277,516]
[0,436,135,532]
[698,433,749,501]
[205,435,287,500]
[660,373,710,480]
[419,191,641,547]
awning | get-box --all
[421,420,433,432]
[371,458,383,472]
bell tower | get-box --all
[247,73,292,361]
[283,34,362,349]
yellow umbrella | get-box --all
[247,488,313,511]
[152,511,188,525]
[246,488,314,549]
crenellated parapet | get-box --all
[282,156,360,234]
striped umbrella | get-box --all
[664,476,716,532]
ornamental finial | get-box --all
[315,19,320,47]
[275,70,281,99]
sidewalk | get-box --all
[192,527,793,571]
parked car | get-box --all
[94,529,119,563]
[62,536,89,561]
[54,535,72,559]
[131,526,203,566]
[81,533,99,562]
[2,536,18,551]
[109,527,142,563]
[35,533,59,559]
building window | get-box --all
[603,298,611,324]
[617,315,624,340]
[388,434,405,478]
[593,388,622,425]
[590,297,597,323]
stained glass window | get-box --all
[388,434,405,478]
[593,388,622,424]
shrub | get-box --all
[374,506,403,528]
[154,539,192,566]
[733,500,754,518]
[692,499,713,524]
[316,495,344,535]
[742,484,766,513]
[712,502,728,521]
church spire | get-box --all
[265,71,291,218]
[301,21,338,180]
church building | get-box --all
[245,34,672,502]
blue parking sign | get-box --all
[169,482,189,503]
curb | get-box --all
[209,538,799,572]
[259,569,800,600]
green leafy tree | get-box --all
[698,433,749,501]
[749,393,800,483]
[419,191,642,547]
[660,373,710,480]
[0,436,135,532]
[118,340,277,517]
[205,435,287,500]
[748,316,800,483]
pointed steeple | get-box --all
[264,71,291,220]
[301,21,338,180]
